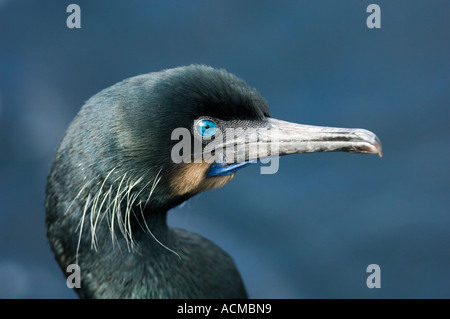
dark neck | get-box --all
[46,161,247,298]
[68,206,247,299]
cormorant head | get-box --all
[45,64,382,298]
[72,65,381,212]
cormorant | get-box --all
[45,65,382,298]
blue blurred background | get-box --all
[1,0,449,298]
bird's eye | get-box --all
[196,119,217,137]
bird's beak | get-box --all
[207,118,382,176]
[264,118,382,157]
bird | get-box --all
[45,65,382,299]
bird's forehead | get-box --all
[154,65,270,122]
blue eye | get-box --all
[196,119,217,137]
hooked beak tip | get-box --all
[373,137,383,158]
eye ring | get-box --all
[195,119,217,138]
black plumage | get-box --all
[46,65,381,298]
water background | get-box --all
[0,1,449,298]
